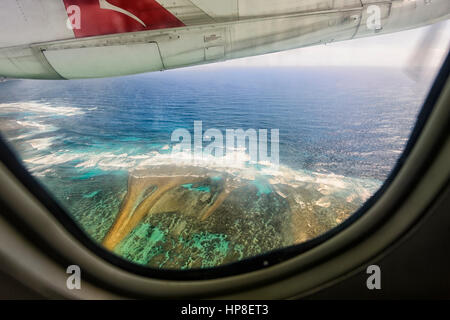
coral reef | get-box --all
[103,165,360,269]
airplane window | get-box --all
[0,6,449,273]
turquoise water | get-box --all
[182,183,211,193]
[251,179,273,196]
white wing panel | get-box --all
[238,0,362,19]
[0,0,74,48]
[228,11,361,60]
[43,43,164,79]
[157,0,215,25]
[190,0,238,22]
[0,47,62,79]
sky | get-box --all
[200,20,450,69]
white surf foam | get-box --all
[22,144,381,204]
[0,102,84,117]
[27,137,56,151]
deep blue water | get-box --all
[0,67,428,181]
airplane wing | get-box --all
[0,0,449,79]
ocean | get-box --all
[0,67,430,269]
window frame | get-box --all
[0,51,449,298]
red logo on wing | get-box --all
[63,0,185,38]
